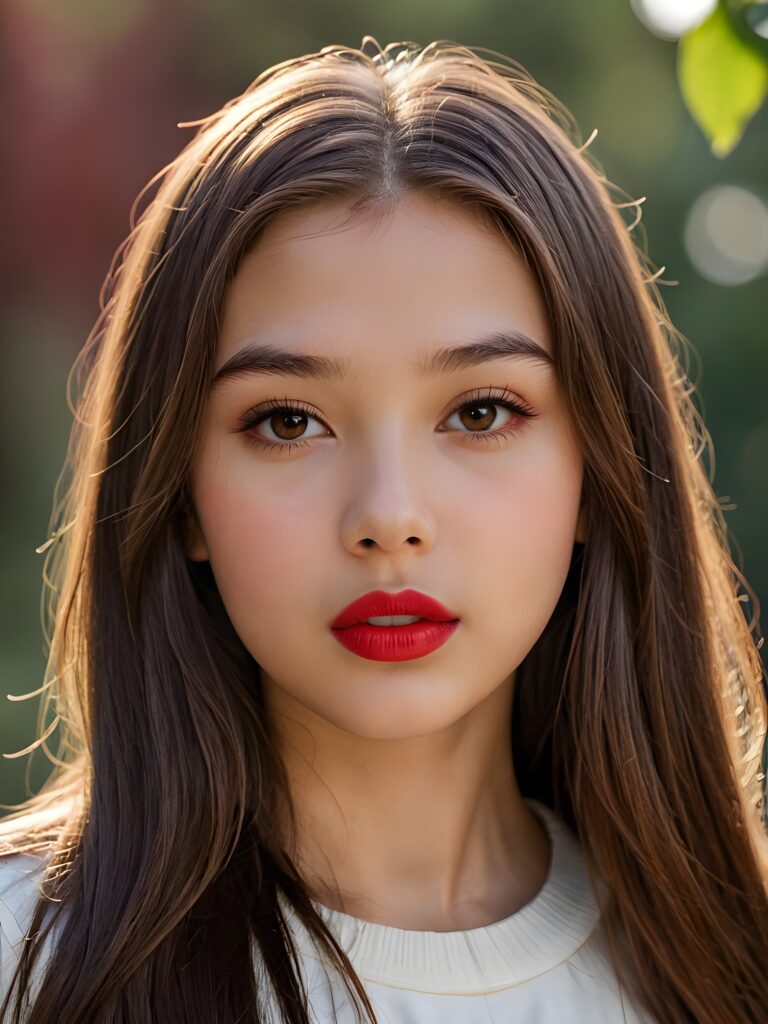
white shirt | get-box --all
[1,799,656,1021]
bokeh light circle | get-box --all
[630,0,716,39]
[684,186,768,286]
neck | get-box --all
[263,671,552,932]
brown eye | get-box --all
[236,387,536,453]
[267,410,314,441]
[450,402,512,433]
[440,388,536,445]
[236,397,330,451]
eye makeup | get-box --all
[234,384,538,454]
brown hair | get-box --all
[1,36,767,1024]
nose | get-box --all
[338,441,438,556]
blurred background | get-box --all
[2,0,767,811]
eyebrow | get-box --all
[211,329,555,389]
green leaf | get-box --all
[678,1,768,156]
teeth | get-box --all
[365,615,424,626]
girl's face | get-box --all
[186,191,586,739]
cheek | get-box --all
[472,432,582,636]
[192,461,327,651]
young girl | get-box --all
[1,36,766,1024]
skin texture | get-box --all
[185,191,588,931]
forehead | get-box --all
[216,192,553,370]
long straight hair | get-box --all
[2,37,767,1024]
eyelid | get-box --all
[235,385,538,450]
[237,386,536,429]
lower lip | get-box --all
[330,619,460,661]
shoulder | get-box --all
[0,850,50,1002]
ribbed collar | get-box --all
[281,798,603,995]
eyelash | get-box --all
[235,386,537,454]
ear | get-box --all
[182,505,209,562]
[575,496,588,544]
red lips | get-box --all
[331,588,459,629]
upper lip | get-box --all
[331,589,460,628]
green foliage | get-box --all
[678,0,768,156]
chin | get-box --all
[320,689,481,741]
